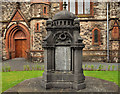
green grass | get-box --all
[2,71,119,92]
[2,71,44,92]
[84,71,119,86]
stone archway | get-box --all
[5,23,30,59]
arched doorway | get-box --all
[5,23,30,59]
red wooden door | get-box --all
[22,40,27,58]
[15,39,27,58]
[15,40,22,58]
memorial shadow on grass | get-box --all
[2,71,119,92]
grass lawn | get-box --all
[2,71,44,92]
[2,71,119,92]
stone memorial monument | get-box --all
[41,2,86,90]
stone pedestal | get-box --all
[41,8,85,90]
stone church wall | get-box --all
[30,19,47,62]
[1,2,120,63]
[2,2,31,21]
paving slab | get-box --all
[3,76,119,93]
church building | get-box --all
[1,0,120,63]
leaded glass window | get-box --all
[92,28,101,45]
[94,29,98,43]
[60,0,92,15]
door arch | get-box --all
[5,23,30,59]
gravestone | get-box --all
[41,2,85,90]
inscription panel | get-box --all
[55,47,71,70]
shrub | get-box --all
[41,65,44,70]
[87,65,91,71]
[4,67,7,72]
[82,65,84,69]
[32,65,35,71]
[23,65,30,71]
[3,64,11,72]
[2,67,5,72]
[98,64,103,71]
[33,64,41,70]
[85,64,87,70]
[39,65,41,70]
[36,64,39,70]
[112,65,115,71]
[7,66,11,72]
[23,65,27,71]
[108,65,111,71]
[26,65,30,71]
[91,65,94,71]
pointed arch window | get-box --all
[92,28,101,45]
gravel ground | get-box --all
[2,58,119,71]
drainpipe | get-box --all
[107,2,109,63]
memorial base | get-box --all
[41,71,86,90]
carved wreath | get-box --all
[53,31,72,44]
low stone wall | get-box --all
[83,50,107,62]
[109,50,120,63]
[29,50,119,63]
[27,50,44,63]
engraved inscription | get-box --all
[55,47,71,70]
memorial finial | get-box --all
[16,2,20,9]
[63,2,67,10]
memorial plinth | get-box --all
[41,3,86,90]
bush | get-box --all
[85,64,87,70]
[91,65,94,71]
[82,65,84,69]
[41,65,44,70]
[23,65,30,71]
[87,65,91,71]
[2,67,5,72]
[3,64,11,72]
[98,64,103,71]
[108,65,111,71]
[23,65,27,71]
[112,65,115,71]
[32,65,35,71]
[26,65,30,71]
[7,66,11,72]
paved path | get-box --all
[4,77,119,92]
[2,58,43,71]
[2,58,119,71]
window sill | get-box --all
[35,31,41,33]
[92,43,100,46]
[43,14,48,16]
[77,14,94,18]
